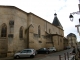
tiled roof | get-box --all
[52,13,63,28]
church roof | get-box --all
[67,33,76,38]
[52,13,63,28]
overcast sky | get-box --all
[0,0,80,41]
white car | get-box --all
[48,47,56,52]
[14,49,36,59]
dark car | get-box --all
[66,46,71,49]
[36,48,50,54]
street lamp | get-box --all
[69,14,74,21]
[69,12,80,22]
[69,0,80,54]
[69,0,80,20]
[69,0,80,35]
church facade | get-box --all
[0,6,64,57]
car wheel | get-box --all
[15,55,20,59]
[46,51,49,54]
[30,55,34,58]
[53,50,55,52]
[36,51,37,55]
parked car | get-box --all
[48,47,56,52]
[65,46,71,49]
[36,48,50,54]
[14,49,36,59]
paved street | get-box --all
[0,49,73,60]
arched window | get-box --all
[38,25,41,38]
[19,26,23,39]
[1,23,7,37]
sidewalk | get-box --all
[0,56,13,60]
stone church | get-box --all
[0,5,64,57]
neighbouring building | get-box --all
[0,5,64,57]
[63,37,68,49]
[67,33,77,48]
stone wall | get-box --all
[0,6,64,57]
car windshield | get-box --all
[21,50,32,53]
[39,48,46,50]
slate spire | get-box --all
[52,13,63,29]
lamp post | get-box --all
[69,0,80,35]
[69,0,80,54]
[69,0,80,20]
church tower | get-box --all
[52,13,63,29]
